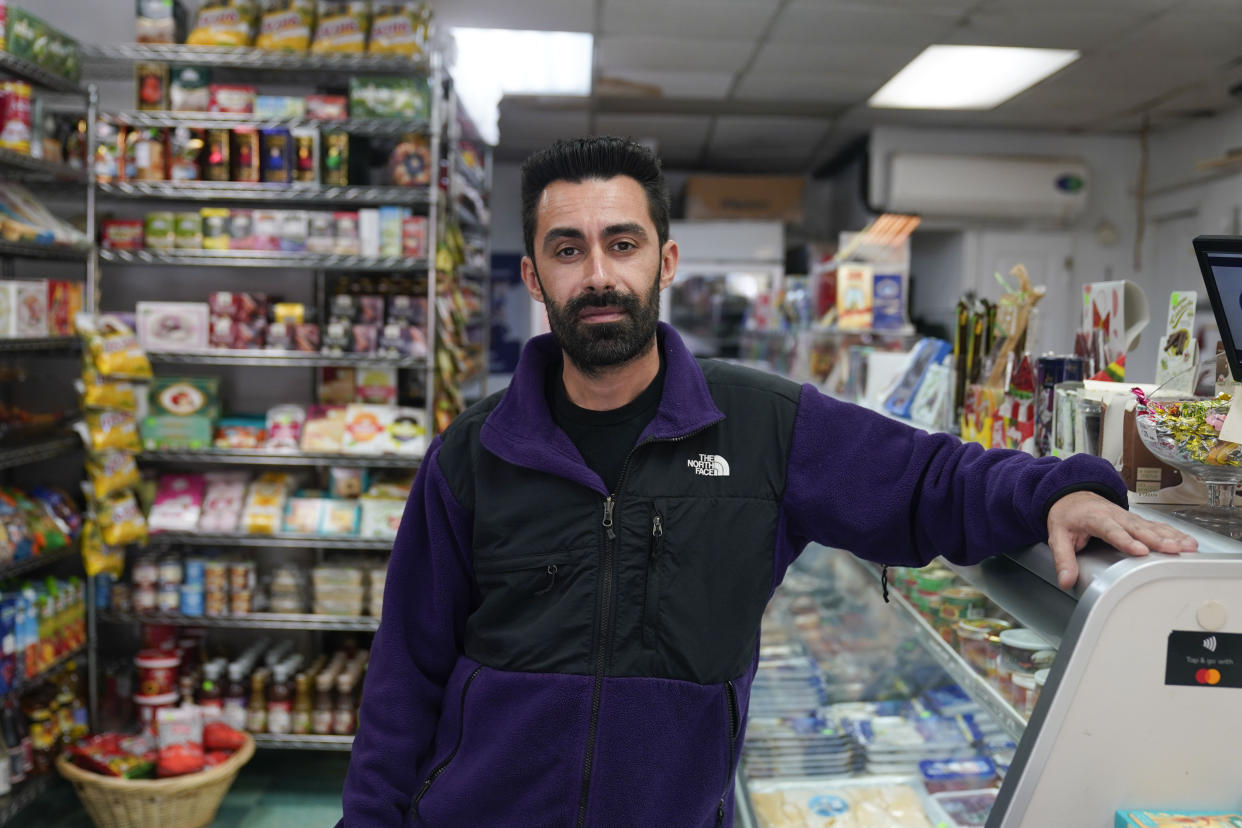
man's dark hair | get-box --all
[520,136,670,259]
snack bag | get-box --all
[67,733,155,779]
[96,490,148,547]
[77,410,142,454]
[203,720,246,751]
[187,1,258,47]
[6,489,67,552]
[311,1,370,53]
[369,2,429,56]
[31,487,83,538]
[76,313,153,381]
[86,451,142,500]
[76,374,139,412]
[255,0,316,51]
[199,472,248,533]
[156,706,205,777]
[147,474,207,533]
[0,493,32,563]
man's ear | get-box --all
[520,256,546,304]
[659,239,679,291]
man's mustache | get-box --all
[565,290,641,317]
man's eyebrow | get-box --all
[542,227,585,251]
[604,223,648,239]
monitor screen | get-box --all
[1194,236,1242,380]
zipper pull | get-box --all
[650,514,663,558]
[717,800,726,825]
[534,564,558,595]
[602,496,616,540]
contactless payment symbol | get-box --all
[1165,630,1242,689]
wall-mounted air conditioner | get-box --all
[884,152,1088,223]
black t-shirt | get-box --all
[548,353,666,494]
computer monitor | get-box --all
[1193,235,1242,381]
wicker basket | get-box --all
[56,733,255,828]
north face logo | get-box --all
[688,454,730,477]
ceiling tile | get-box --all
[749,40,919,75]
[943,9,1139,49]
[437,0,596,32]
[601,3,776,39]
[597,35,756,73]
[767,4,958,46]
[986,0,1177,11]
[733,73,885,104]
[1104,12,1242,60]
[597,70,736,99]
[594,115,714,148]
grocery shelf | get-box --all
[147,349,425,369]
[83,43,428,75]
[0,51,85,95]
[0,337,80,354]
[106,110,429,138]
[99,248,426,272]
[0,544,80,582]
[0,148,88,182]
[9,645,87,698]
[0,240,92,262]
[855,557,1027,743]
[0,435,81,471]
[99,610,379,632]
[97,180,432,207]
[0,773,58,827]
[252,733,355,751]
[145,531,394,551]
[139,449,422,469]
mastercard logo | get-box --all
[1194,668,1222,685]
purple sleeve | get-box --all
[777,385,1127,577]
[341,436,477,827]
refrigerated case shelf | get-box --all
[0,337,79,354]
[144,532,393,551]
[106,110,429,138]
[0,240,91,261]
[252,733,355,751]
[83,43,428,75]
[96,180,432,207]
[0,435,80,470]
[138,449,421,469]
[147,349,425,369]
[99,248,426,271]
[99,610,378,632]
[0,148,88,182]
[855,556,1028,743]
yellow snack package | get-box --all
[255,0,316,51]
[311,1,369,54]
[86,451,142,501]
[76,374,138,412]
[80,520,126,578]
[76,313,153,381]
[187,1,258,47]
[77,410,142,453]
[96,490,148,547]
[369,2,429,57]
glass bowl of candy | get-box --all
[1134,391,1242,530]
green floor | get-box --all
[10,750,348,828]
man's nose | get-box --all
[582,248,615,291]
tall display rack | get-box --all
[76,41,492,752]
[0,48,95,825]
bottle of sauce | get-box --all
[3,701,25,786]
[200,662,224,712]
[292,673,313,735]
[332,672,356,736]
[312,672,334,735]
[246,671,268,734]
[267,665,292,735]
[26,707,55,775]
[222,662,248,730]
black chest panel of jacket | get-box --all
[447,360,802,686]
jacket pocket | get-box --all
[641,502,666,647]
[412,665,483,818]
[717,680,740,825]
[474,555,564,596]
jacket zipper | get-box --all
[413,665,483,814]
[717,680,739,826]
[643,512,663,647]
[576,423,720,828]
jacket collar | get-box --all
[480,322,725,493]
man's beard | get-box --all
[538,266,662,377]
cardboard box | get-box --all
[684,175,805,223]
[136,301,210,352]
[0,280,47,337]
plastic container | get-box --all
[229,562,256,593]
[158,557,182,586]
[956,618,1011,679]
[929,788,998,827]
[998,628,1052,673]
[912,566,955,592]
[1009,670,1038,714]
[1032,668,1049,712]
[939,586,986,628]
[918,756,997,793]
[183,558,206,588]
[204,561,228,592]
[134,691,179,734]
[180,586,204,617]
[132,556,159,587]
[156,583,180,613]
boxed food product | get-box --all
[102,219,144,250]
[930,789,997,827]
[358,295,384,325]
[329,466,367,498]
[322,321,352,355]
[201,208,230,250]
[378,206,408,258]
[265,321,294,350]
[255,0,315,51]
[305,94,348,121]
[349,77,428,119]
[292,127,318,182]
[279,210,309,252]
[284,496,327,533]
[232,127,261,182]
[260,128,292,184]
[0,81,32,154]
[148,474,207,533]
[136,302,210,352]
[358,208,380,257]
[301,405,346,452]
[170,66,211,112]
[389,134,431,187]
[402,216,427,257]
[333,212,360,255]
[386,295,425,324]
[136,62,169,111]
[308,213,335,254]
[228,210,255,250]
[319,367,355,403]
[359,497,404,539]
[47,281,81,336]
[311,1,369,54]
[356,367,396,405]
[199,472,248,532]
[187,1,257,47]
[1116,811,1242,828]
[369,2,429,57]
[351,323,379,353]
[144,212,175,250]
[265,404,306,449]
[172,212,203,249]
[320,500,360,535]
[242,474,292,534]
[6,8,81,83]
[213,417,266,449]
[388,407,425,455]
[919,756,996,794]
[0,280,47,337]
[255,95,306,119]
[140,415,213,450]
[253,210,282,250]
[342,404,393,455]
[151,376,220,419]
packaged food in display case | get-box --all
[369,2,429,56]
[311,1,369,53]
[255,0,315,51]
[187,1,257,47]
